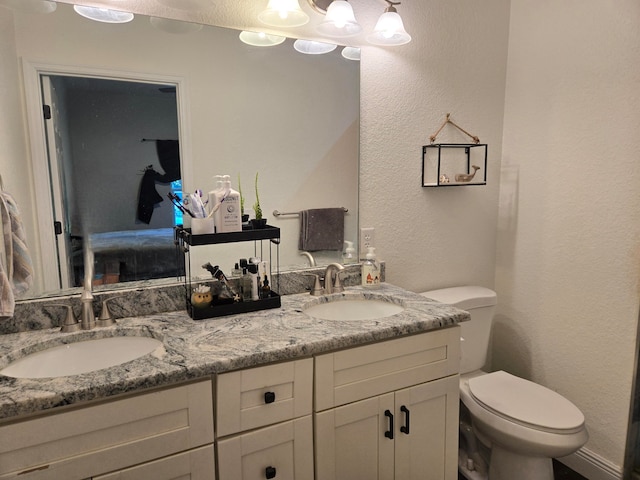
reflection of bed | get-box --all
[88,228,182,283]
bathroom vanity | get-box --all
[0,284,467,479]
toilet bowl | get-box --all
[421,287,588,480]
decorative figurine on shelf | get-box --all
[251,172,267,229]
[439,174,450,184]
[191,284,213,309]
[455,165,481,183]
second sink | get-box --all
[304,295,404,321]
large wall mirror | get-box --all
[0,1,359,299]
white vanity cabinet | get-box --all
[216,358,314,480]
[0,380,215,480]
[314,327,461,480]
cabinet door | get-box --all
[94,445,215,480]
[394,375,460,480]
[315,393,395,480]
[217,416,313,480]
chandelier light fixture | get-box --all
[317,1,362,37]
[258,0,310,28]
[366,0,411,46]
[306,0,411,46]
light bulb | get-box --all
[317,0,362,37]
[259,0,309,27]
[367,9,411,46]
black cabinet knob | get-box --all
[384,409,394,439]
[265,466,277,479]
[264,391,276,404]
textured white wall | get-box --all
[359,0,510,293]
[0,7,44,294]
[495,0,640,473]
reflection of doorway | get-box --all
[39,74,181,288]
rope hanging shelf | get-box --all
[422,114,488,187]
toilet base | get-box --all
[489,444,554,480]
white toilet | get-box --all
[421,286,588,480]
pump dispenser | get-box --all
[208,175,224,217]
[342,241,356,264]
[214,175,242,233]
[361,247,380,288]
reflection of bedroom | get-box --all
[50,76,182,287]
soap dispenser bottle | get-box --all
[361,247,380,288]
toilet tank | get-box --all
[421,286,497,374]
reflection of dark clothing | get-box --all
[137,168,164,224]
[154,140,181,182]
[136,140,181,224]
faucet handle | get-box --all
[96,296,122,327]
[48,304,81,333]
[303,274,324,296]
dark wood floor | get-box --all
[553,460,588,480]
[457,460,587,479]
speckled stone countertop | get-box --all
[0,283,467,422]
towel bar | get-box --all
[272,207,348,218]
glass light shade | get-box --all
[341,46,361,61]
[73,5,134,23]
[293,39,337,55]
[150,17,203,34]
[259,0,309,27]
[367,11,411,46]
[239,31,286,47]
[317,1,362,37]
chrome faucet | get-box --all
[81,244,96,330]
[80,285,96,330]
[323,263,345,294]
[300,251,317,267]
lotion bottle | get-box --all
[361,247,380,288]
[214,175,242,233]
[207,175,224,217]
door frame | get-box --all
[22,60,191,291]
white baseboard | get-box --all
[558,447,623,480]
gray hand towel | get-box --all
[298,208,345,252]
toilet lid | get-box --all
[468,371,585,432]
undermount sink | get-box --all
[0,336,163,379]
[304,297,404,321]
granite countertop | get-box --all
[0,284,468,421]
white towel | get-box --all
[0,191,34,318]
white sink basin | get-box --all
[304,298,404,321]
[0,336,162,379]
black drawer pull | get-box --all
[265,466,277,479]
[264,391,276,404]
[384,409,394,439]
[400,405,410,435]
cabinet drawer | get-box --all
[217,416,314,480]
[217,358,312,437]
[0,380,214,479]
[94,444,215,480]
[315,328,460,411]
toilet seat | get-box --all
[468,371,585,434]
